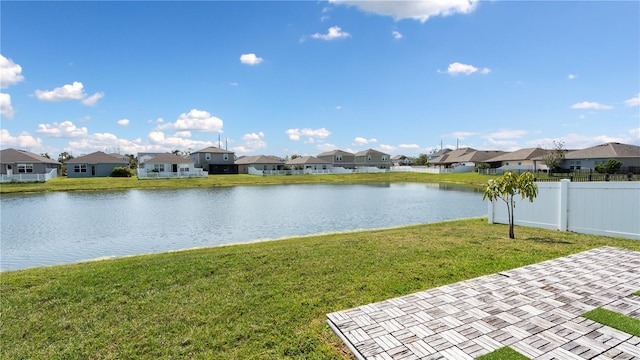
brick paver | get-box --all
[327,247,640,359]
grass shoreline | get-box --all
[0,172,495,194]
[3,218,640,359]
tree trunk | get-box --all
[508,197,515,239]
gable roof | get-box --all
[485,148,550,162]
[564,142,640,159]
[192,146,234,154]
[142,153,194,164]
[0,148,62,165]
[235,155,284,165]
[65,151,129,165]
[317,149,354,157]
[354,148,390,157]
[392,155,411,160]
[430,147,476,164]
[286,156,330,165]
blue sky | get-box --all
[1,1,639,159]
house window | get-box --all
[223,153,229,161]
[179,165,189,172]
[205,153,211,161]
[382,156,388,161]
[74,164,87,173]
[154,164,165,172]
[17,164,34,173]
[336,155,343,161]
[367,155,372,161]
[518,162,522,166]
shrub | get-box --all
[595,159,622,174]
[111,167,133,177]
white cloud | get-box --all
[353,137,378,146]
[229,82,239,87]
[630,128,640,140]
[311,26,351,41]
[157,109,223,133]
[36,120,88,138]
[145,130,215,152]
[239,53,264,66]
[0,93,15,119]
[485,129,528,139]
[34,81,103,105]
[232,132,267,154]
[329,0,478,23]
[399,144,420,149]
[117,119,130,127]
[483,138,520,152]
[440,62,490,76]
[570,101,613,110]
[392,31,403,39]
[0,129,43,150]
[316,143,338,152]
[0,55,24,88]
[81,92,105,106]
[446,131,478,140]
[568,74,577,80]
[379,144,397,152]
[174,131,192,138]
[286,128,331,141]
[335,105,342,110]
[624,94,640,107]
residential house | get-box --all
[485,148,551,173]
[430,147,505,171]
[286,156,331,171]
[65,151,129,178]
[428,148,451,162]
[391,155,412,166]
[190,147,237,174]
[556,142,640,173]
[138,152,166,164]
[137,153,206,178]
[317,149,356,169]
[354,149,392,169]
[0,148,62,182]
[236,155,285,174]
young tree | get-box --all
[542,140,567,175]
[413,153,429,166]
[482,171,538,239]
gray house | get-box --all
[559,142,640,172]
[0,148,62,182]
[317,149,356,169]
[485,147,551,172]
[65,151,129,178]
[354,149,392,169]
[190,147,237,174]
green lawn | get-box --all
[582,308,640,337]
[476,347,529,360]
[3,219,640,359]
[0,171,495,194]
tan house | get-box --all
[286,156,331,171]
[354,149,392,169]
[317,149,356,169]
[430,147,505,170]
[485,147,551,172]
[558,142,640,172]
[235,155,285,174]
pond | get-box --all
[0,183,486,271]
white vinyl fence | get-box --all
[0,169,58,183]
[488,179,640,240]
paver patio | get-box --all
[327,247,640,359]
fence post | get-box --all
[559,179,569,231]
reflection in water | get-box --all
[1,183,486,271]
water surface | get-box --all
[1,183,485,271]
